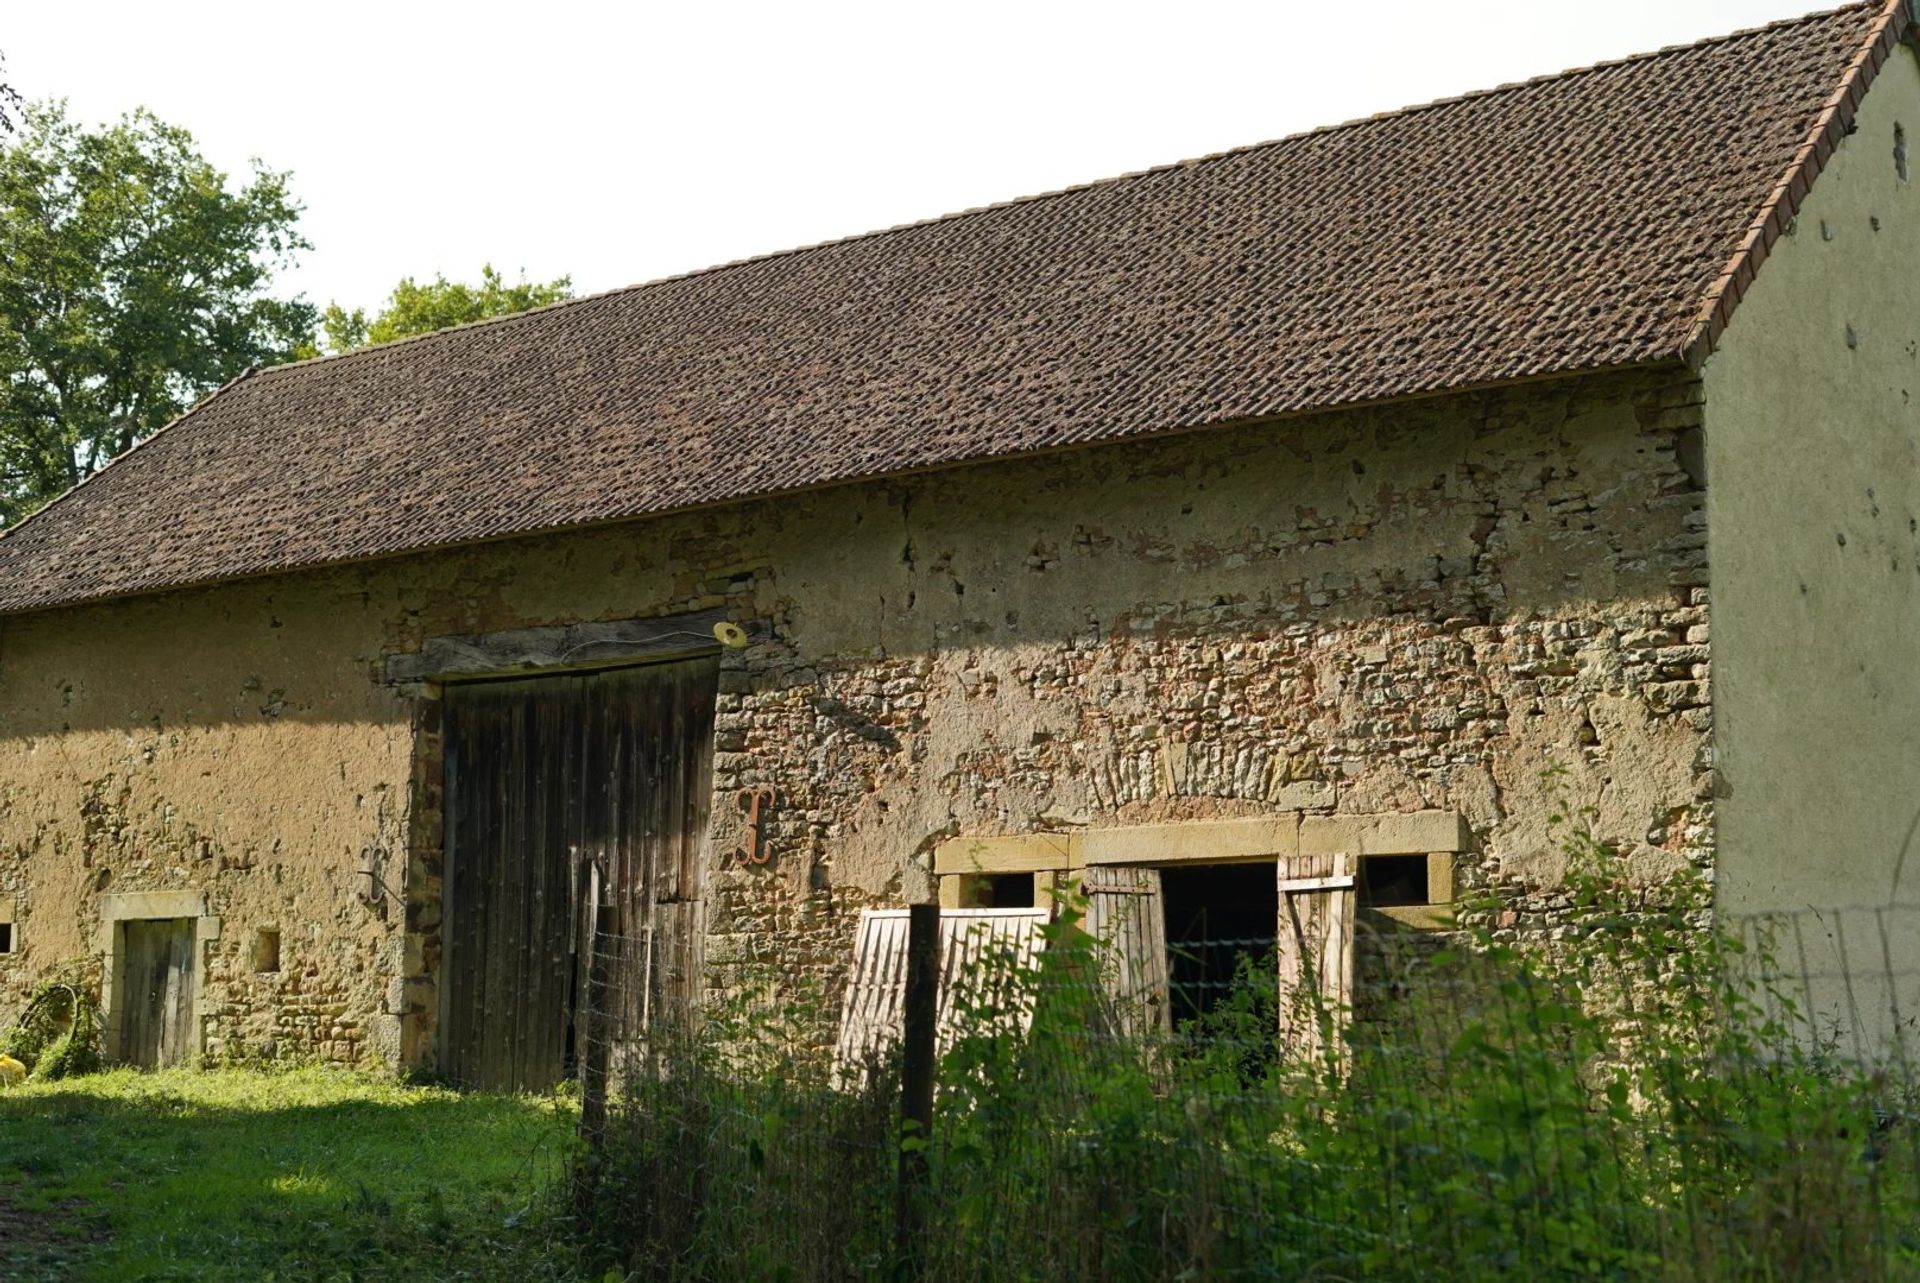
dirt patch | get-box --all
[0,1189,109,1280]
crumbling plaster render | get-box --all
[0,363,1711,1064]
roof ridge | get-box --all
[1683,0,1909,360]
[252,0,1885,383]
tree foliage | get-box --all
[320,264,572,353]
[0,102,314,524]
[0,52,21,135]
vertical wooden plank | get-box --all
[1083,864,1171,1038]
[565,676,592,1075]
[465,689,502,1088]
[162,919,196,1067]
[463,688,497,1089]
[531,687,561,1088]
[499,694,530,1089]
[438,690,467,1083]
[642,670,665,1038]
[119,922,156,1068]
[1277,851,1357,1062]
[501,694,529,1089]
[834,909,1051,1085]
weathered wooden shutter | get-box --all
[1083,864,1172,1040]
[832,908,1049,1087]
[1276,851,1356,1060]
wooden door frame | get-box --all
[930,810,1470,1046]
[97,890,219,1065]
[387,608,739,1074]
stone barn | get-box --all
[2,1,1918,1083]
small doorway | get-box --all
[1160,864,1279,1029]
[115,918,197,1068]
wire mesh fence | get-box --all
[565,892,1920,1282]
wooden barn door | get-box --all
[439,657,718,1091]
[118,918,196,1069]
[1276,852,1356,1061]
[1084,865,1172,1039]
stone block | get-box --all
[1082,816,1299,866]
[1300,810,1469,856]
[933,833,1079,875]
[1269,780,1336,809]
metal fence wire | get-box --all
[566,899,1920,1283]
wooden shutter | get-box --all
[832,907,1049,1087]
[1083,864,1172,1040]
[1276,852,1356,1060]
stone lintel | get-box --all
[1299,810,1470,857]
[1082,816,1301,866]
[934,833,1080,876]
[99,890,207,923]
[932,810,1468,881]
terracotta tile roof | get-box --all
[0,1,1905,615]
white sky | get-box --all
[7,0,1830,318]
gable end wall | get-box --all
[1704,39,1920,1039]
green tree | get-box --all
[0,102,314,524]
[321,264,572,353]
[0,53,21,134]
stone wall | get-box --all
[0,362,1711,1065]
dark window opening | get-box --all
[0,922,13,954]
[1359,855,1429,907]
[1161,863,1278,1029]
[963,872,1037,908]
[253,928,282,974]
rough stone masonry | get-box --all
[0,363,1710,1066]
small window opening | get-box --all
[1162,863,1279,1029]
[253,927,282,974]
[963,873,1036,909]
[0,922,14,954]
[1359,855,1430,907]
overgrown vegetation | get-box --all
[5,819,1914,1280]
[568,823,1920,1282]
[0,963,103,1081]
[0,1067,577,1282]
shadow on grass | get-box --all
[0,1069,582,1283]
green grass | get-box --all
[0,1067,583,1282]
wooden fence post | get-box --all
[895,902,939,1278]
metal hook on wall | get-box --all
[732,786,776,867]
